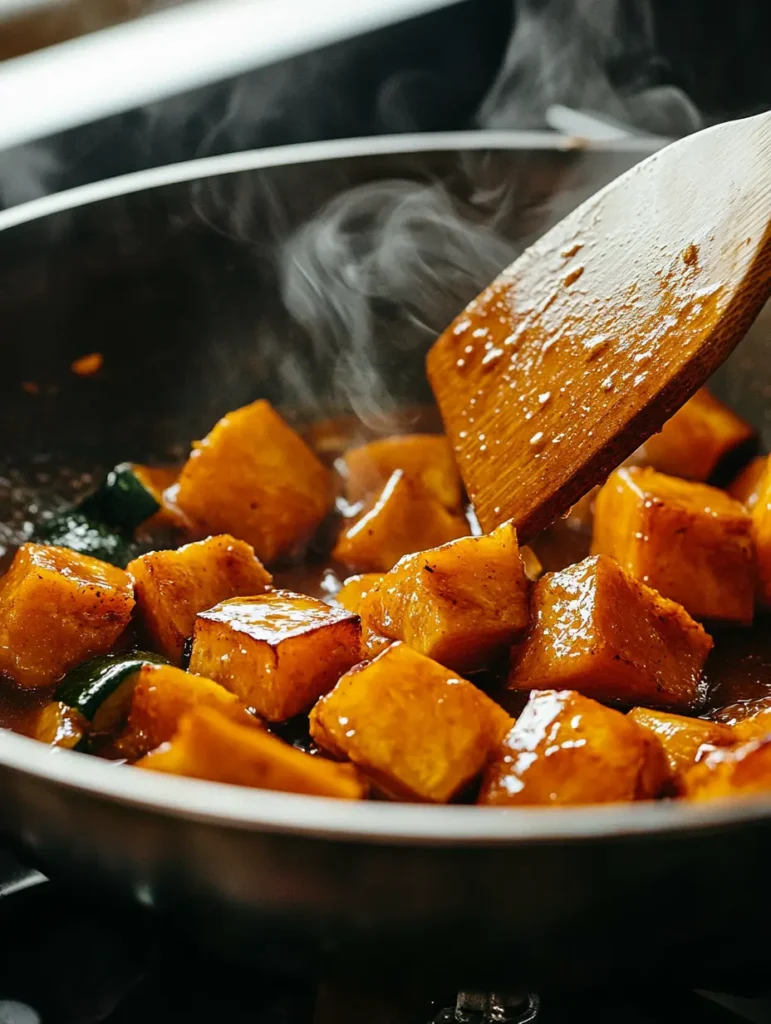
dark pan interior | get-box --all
[0,143,665,543]
[2,142,771,991]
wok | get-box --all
[0,132,770,994]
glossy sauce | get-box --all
[0,411,768,741]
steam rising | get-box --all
[280,180,517,426]
[478,0,702,136]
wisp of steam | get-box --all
[478,0,702,136]
[280,180,518,428]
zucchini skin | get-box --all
[80,462,161,531]
[35,510,134,568]
[55,651,168,721]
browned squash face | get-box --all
[189,591,362,722]
[0,543,135,689]
[128,534,272,664]
[592,467,755,624]
[358,520,529,673]
[479,690,670,807]
[310,642,512,803]
[1,389,769,809]
[508,554,713,712]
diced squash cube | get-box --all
[332,469,469,573]
[592,466,755,623]
[682,737,771,801]
[128,534,272,663]
[29,701,87,749]
[175,400,333,564]
[335,573,383,615]
[359,521,529,673]
[189,591,361,721]
[120,662,260,759]
[508,555,713,711]
[138,706,366,799]
[479,690,669,806]
[627,707,735,776]
[0,543,134,688]
[728,456,768,511]
[309,641,512,803]
[642,388,755,482]
[341,434,463,511]
[751,461,771,606]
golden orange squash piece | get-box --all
[128,534,272,664]
[189,591,361,721]
[627,707,735,777]
[728,455,768,510]
[682,737,771,801]
[30,701,88,749]
[332,469,469,574]
[480,690,669,807]
[359,521,529,673]
[751,461,771,607]
[138,706,366,799]
[592,466,755,624]
[0,543,134,688]
[642,388,755,482]
[175,400,333,564]
[309,641,512,803]
[341,434,463,511]
[130,464,191,532]
[335,573,383,615]
[508,555,713,712]
[120,662,260,759]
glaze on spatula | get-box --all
[427,111,771,542]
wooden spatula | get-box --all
[427,111,771,542]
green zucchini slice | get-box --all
[55,651,168,735]
[35,510,134,568]
[80,462,161,531]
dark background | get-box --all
[1,0,771,207]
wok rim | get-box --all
[0,129,663,233]
[2,130,766,848]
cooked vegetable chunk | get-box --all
[480,690,669,806]
[56,651,167,733]
[642,388,755,482]
[120,662,259,758]
[332,469,469,573]
[138,706,366,799]
[627,707,735,777]
[751,461,771,606]
[35,511,133,568]
[0,544,134,688]
[683,737,771,801]
[30,701,88,749]
[128,534,272,663]
[309,642,512,802]
[508,555,713,711]
[341,434,463,511]
[592,467,755,624]
[335,573,383,614]
[359,521,529,672]
[189,591,361,721]
[175,400,333,564]
[728,455,768,510]
[80,462,161,530]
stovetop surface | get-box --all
[0,852,768,1024]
